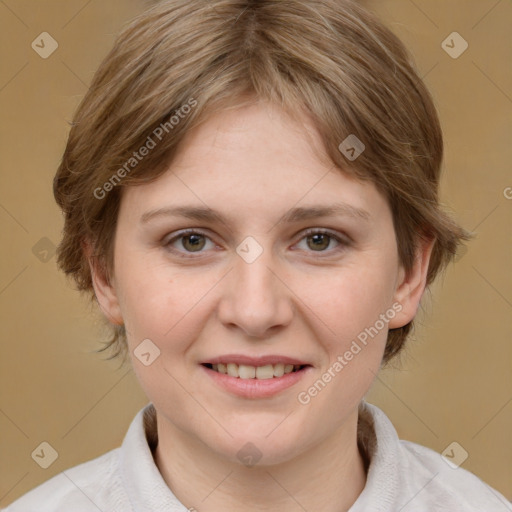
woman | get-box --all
[5,0,511,510]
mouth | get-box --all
[201,362,309,380]
[200,356,313,398]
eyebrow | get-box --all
[140,203,370,226]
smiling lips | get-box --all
[201,355,312,398]
[204,362,306,379]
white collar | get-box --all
[118,400,399,511]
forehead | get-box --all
[171,100,333,174]
[118,101,389,226]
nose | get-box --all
[216,245,294,339]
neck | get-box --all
[153,408,367,512]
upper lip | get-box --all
[201,354,311,367]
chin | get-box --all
[215,429,306,468]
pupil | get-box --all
[309,234,329,251]
[184,234,204,251]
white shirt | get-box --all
[3,401,511,511]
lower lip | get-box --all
[201,365,311,399]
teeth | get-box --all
[227,363,239,378]
[256,365,274,380]
[209,362,304,379]
[273,363,284,377]
[238,364,256,379]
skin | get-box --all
[90,100,434,512]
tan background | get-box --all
[1,0,511,506]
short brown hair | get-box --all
[53,0,470,364]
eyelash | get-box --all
[162,228,351,259]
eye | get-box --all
[163,229,216,257]
[162,228,350,259]
[295,229,349,254]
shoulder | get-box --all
[356,402,512,511]
[399,439,512,511]
[2,448,131,512]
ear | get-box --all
[83,239,124,326]
[388,237,435,329]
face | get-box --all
[93,100,429,466]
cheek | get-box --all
[295,268,393,430]
[304,258,398,347]
[117,263,217,405]
[115,256,217,350]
